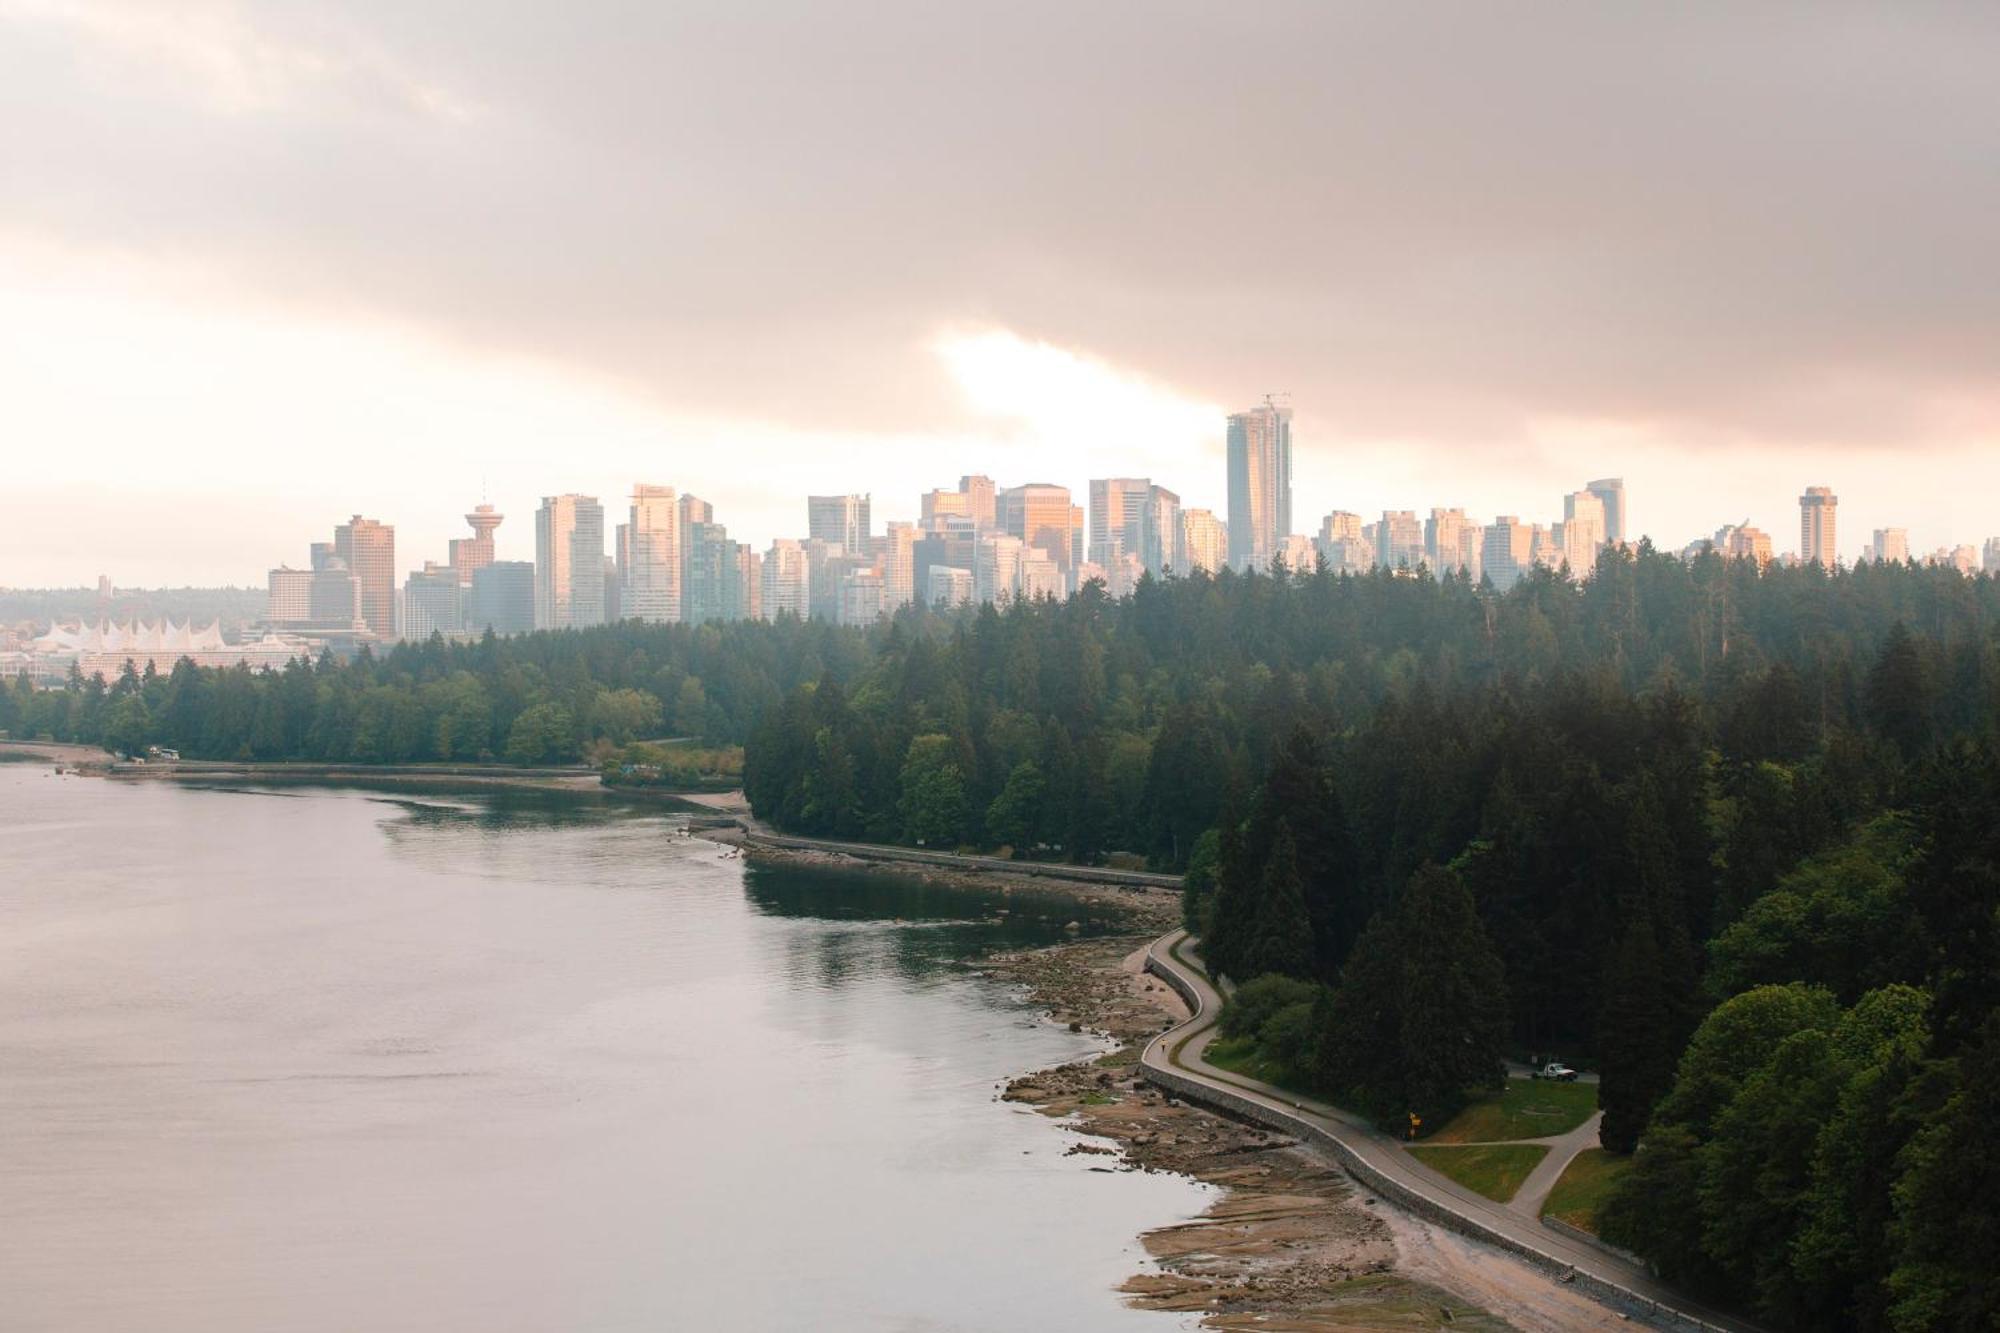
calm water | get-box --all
[0,767,1207,1332]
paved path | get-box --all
[1137,929,1758,1332]
[1502,1104,1606,1218]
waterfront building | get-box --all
[469,561,535,635]
[11,619,303,683]
[1178,508,1227,574]
[1226,398,1292,571]
[333,515,396,639]
[761,539,807,620]
[1800,486,1838,567]
[449,505,504,586]
[807,494,872,551]
[1586,478,1627,545]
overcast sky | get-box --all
[3,0,1997,585]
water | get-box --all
[0,768,1207,1332]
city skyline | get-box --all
[6,6,2000,586]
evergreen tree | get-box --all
[1596,915,1673,1152]
[1239,821,1314,980]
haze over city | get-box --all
[5,1,2000,586]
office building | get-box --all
[998,484,1075,588]
[1800,486,1838,567]
[1586,479,1627,545]
[333,515,396,639]
[975,533,1024,604]
[1089,478,1151,569]
[913,518,979,603]
[1986,537,2000,574]
[1226,399,1292,571]
[1179,508,1227,574]
[837,567,884,627]
[469,561,536,635]
[449,504,504,585]
[1019,549,1064,601]
[761,539,808,620]
[921,488,974,528]
[534,494,606,629]
[402,562,463,640]
[875,521,917,610]
[925,565,973,606]
[1483,517,1532,590]
[1561,490,1608,574]
[807,494,871,552]
[958,475,997,531]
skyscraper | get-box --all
[958,475,997,531]
[807,494,871,552]
[449,504,504,585]
[1586,479,1627,545]
[1869,528,1911,564]
[469,561,536,635]
[402,562,463,640]
[333,515,395,639]
[1425,509,1476,574]
[1179,508,1227,574]
[1376,511,1424,570]
[1985,537,2000,574]
[761,539,807,620]
[1088,478,1151,569]
[1561,490,1608,574]
[1226,399,1292,571]
[998,483,1075,588]
[534,494,605,629]
[1800,486,1838,567]
[623,485,681,623]
[1482,517,1532,590]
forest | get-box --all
[9,545,2000,1327]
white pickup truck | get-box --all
[1531,1062,1579,1082]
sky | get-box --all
[2,0,1997,586]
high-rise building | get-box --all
[1179,508,1228,574]
[1425,509,1477,575]
[1482,517,1533,590]
[1985,537,2000,574]
[1019,549,1064,601]
[402,562,463,640]
[333,515,396,638]
[1561,490,1608,575]
[1143,486,1180,574]
[1869,528,1911,564]
[449,504,504,585]
[761,539,808,620]
[1722,523,1775,568]
[958,475,997,531]
[1586,479,1627,545]
[998,484,1075,588]
[1800,486,1838,567]
[469,561,536,635]
[807,494,871,552]
[913,518,979,603]
[1226,399,1292,571]
[1277,534,1315,574]
[534,494,605,629]
[1089,478,1151,569]
[925,565,973,606]
[975,533,1024,604]
[875,521,917,610]
[618,485,681,624]
[921,488,973,528]
[1376,511,1424,570]
[267,567,313,623]
[837,567,884,627]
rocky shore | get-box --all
[980,933,1511,1330]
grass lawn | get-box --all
[1538,1147,1632,1234]
[1406,1143,1550,1203]
[1202,1034,1310,1092]
[1427,1078,1597,1144]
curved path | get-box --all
[1137,929,1758,1333]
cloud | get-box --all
[0,1,1996,581]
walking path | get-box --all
[1502,1104,1605,1219]
[1137,929,1758,1332]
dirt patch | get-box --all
[983,935,1509,1331]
